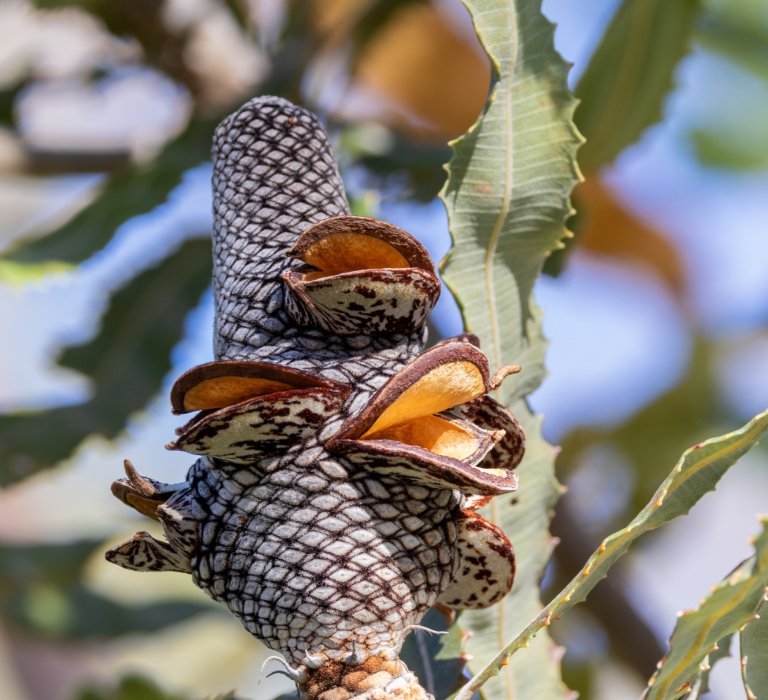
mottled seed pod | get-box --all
[107,97,525,700]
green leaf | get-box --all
[0,538,103,590]
[455,409,768,699]
[0,539,214,639]
[0,237,211,485]
[575,0,699,173]
[741,594,768,700]
[439,0,581,698]
[4,117,214,265]
[645,524,768,699]
[73,675,188,700]
[695,7,768,80]
[4,584,214,639]
[399,609,466,699]
[692,124,768,170]
[684,632,732,698]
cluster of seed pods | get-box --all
[107,97,525,700]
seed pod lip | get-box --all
[169,385,349,463]
[282,267,440,336]
[332,342,496,442]
[171,359,349,414]
[332,436,519,495]
[288,215,435,275]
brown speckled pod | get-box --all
[107,97,525,700]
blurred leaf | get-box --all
[74,675,188,700]
[646,523,768,699]
[400,609,466,699]
[0,538,103,590]
[221,0,250,30]
[559,339,725,519]
[439,0,581,698]
[696,8,768,79]
[741,595,768,699]
[692,125,768,170]
[5,584,214,639]
[0,539,214,639]
[575,0,698,172]
[353,2,491,141]
[457,410,768,699]
[0,237,211,485]
[572,178,686,293]
[4,117,214,266]
[0,79,24,126]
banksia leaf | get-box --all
[645,520,768,700]
[439,0,581,697]
[107,96,527,700]
[455,410,768,699]
[740,596,768,700]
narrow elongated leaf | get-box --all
[741,595,768,700]
[0,238,211,485]
[455,409,768,699]
[439,1,581,698]
[645,524,768,699]
[683,633,733,699]
[4,117,214,265]
[575,0,698,172]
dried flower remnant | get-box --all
[107,96,525,699]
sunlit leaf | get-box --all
[575,0,698,172]
[4,117,214,265]
[439,0,581,697]
[741,595,768,700]
[646,524,768,699]
[455,409,768,699]
[0,238,211,485]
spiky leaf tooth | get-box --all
[105,531,191,574]
[437,512,515,610]
[283,216,440,336]
[168,386,348,464]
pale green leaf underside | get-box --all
[455,409,768,699]
[439,1,581,699]
[740,594,768,700]
[646,524,768,700]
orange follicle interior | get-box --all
[362,360,486,437]
[368,415,480,461]
[182,377,295,411]
[299,232,411,279]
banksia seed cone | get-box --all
[107,97,525,700]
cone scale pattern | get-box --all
[107,97,525,700]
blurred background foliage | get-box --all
[0,0,766,698]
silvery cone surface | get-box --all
[107,96,525,700]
